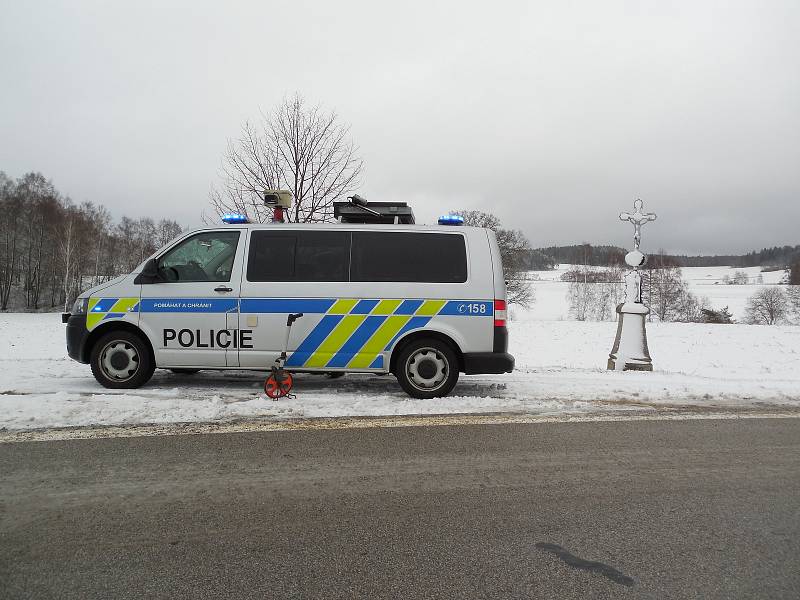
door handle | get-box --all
[214,286,233,293]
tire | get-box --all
[394,338,459,399]
[90,330,155,389]
[169,368,201,375]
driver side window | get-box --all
[158,231,240,283]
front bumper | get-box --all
[65,313,90,363]
[462,352,515,375]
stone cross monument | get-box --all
[607,199,657,371]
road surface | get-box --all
[2,418,799,599]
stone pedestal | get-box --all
[607,301,653,371]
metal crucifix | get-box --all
[620,199,657,250]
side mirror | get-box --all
[134,258,161,285]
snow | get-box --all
[525,264,788,321]
[1,308,798,432]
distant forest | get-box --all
[536,244,800,269]
[0,172,183,311]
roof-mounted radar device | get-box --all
[264,189,293,223]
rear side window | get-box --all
[247,230,349,282]
[351,232,467,283]
[246,232,295,281]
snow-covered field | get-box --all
[1,303,798,431]
[529,265,787,321]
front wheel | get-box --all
[394,338,459,399]
[90,330,154,389]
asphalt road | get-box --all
[1,418,799,599]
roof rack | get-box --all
[334,198,415,224]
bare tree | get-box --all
[675,291,709,323]
[114,217,139,273]
[565,244,620,322]
[495,228,536,307]
[745,287,787,325]
[210,94,363,223]
[505,271,535,308]
[732,270,749,285]
[596,266,625,321]
[135,218,158,265]
[456,210,500,231]
[790,261,800,285]
[0,173,23,310]
[786,286,800,324]
[567,273,598,321]
[565,265,624,321]
[87,204,112,288]
[59,204,77,312]
[156,219,183,248]
[456,210,534,307]
[12,173,60,309]
[643,253,688,322]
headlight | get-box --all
[72,298,89,314]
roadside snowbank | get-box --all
[1,312,798,431]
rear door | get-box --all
[138,229,244,367]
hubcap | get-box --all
[406,347,449,392]
[109,351,129,370]
[100,340,140,381]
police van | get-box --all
[63,201,514,399]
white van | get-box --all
[64,222,514,398]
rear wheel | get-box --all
[90,330,154,389]
[394,338,459,399]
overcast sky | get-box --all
[1,0,798,254]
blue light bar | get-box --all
[221,213,250,224]
[438,214,464,226]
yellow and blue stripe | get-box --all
[281,298,489,369]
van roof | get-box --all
[196,222,486,232]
